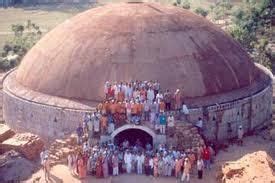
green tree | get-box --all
[194,7,209,17]
[182,0,190,9]
[0,20,42,71]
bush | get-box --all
[182,0,190,9]
[0,20,42,71]
[194,7,209,17]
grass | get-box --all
[0,4,92,51]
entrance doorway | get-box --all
[114,129,153,148]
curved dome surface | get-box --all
[16,2,261,101]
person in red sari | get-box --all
[77,155,87,179]
[96,154,103,178]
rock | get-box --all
[218,151,275,183]
[0,124,15,143]
[0,150,37,182]
[0,133,44,160]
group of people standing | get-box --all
[77,80,190,141]
[67,138,215,182]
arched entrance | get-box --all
[111,124,156,147]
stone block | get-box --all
[0,124,15,143]
[0,133,44,160]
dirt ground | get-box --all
[24,135,275,183]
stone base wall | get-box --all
[2,66,273,143]
[3,91,96,141]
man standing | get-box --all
[159,112,167,134]
[197,157,204,179]
[143,100,150,121]
[136,153,144,174]
[202,145,211,170]
[124,151,132,174]
[76,123,84,145]
[181,158,191,182]
[182,102,189,121]
[164,89,172,111]
[196,117,203,134]
[147,87,155,104]
[238,125,244,146]
[167,114,175,136]
[174,89,182,111]
[112,152,119,176]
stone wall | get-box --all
[3,92,96,141]
[2,65,273,143]
[3,81,272,143]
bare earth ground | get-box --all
[25,135,275,183]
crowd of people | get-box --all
[67,138,215,182]
[78,80,191,142]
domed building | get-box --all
[2,2,273,146]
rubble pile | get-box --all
[0,124,15,143]
[0,150,36,182]
[0,133,44,160]
[48,133,80,165]
[219,151,275,183]
[173,123,205,151]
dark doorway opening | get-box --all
[114,129,153,148]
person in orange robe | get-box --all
[109,100,117,115]
[175,157,183,178]
[78,156,87,179]
[96,154,103,178]
[159,100,166,113]
[137,101,143,116]
[117,89,125,102]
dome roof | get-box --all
[16,2,261,101]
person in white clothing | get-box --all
[237,125,244,146]
[147,88,155,103]
[124,151,132,173]
[197,157,204,179]
[136,153,145,174]
[182,102,189,121]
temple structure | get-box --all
[2,2,273,148]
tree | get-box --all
[182,0,191,9]
[0,20,42,71]
[194,7,209,17]
[229,0,274,72]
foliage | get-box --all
[0,20,42,71]
[182,0,191,9]
[194,7,209,17]
[229,0,274,71]
[210,0,233,20]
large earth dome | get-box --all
[15,2,262,102]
